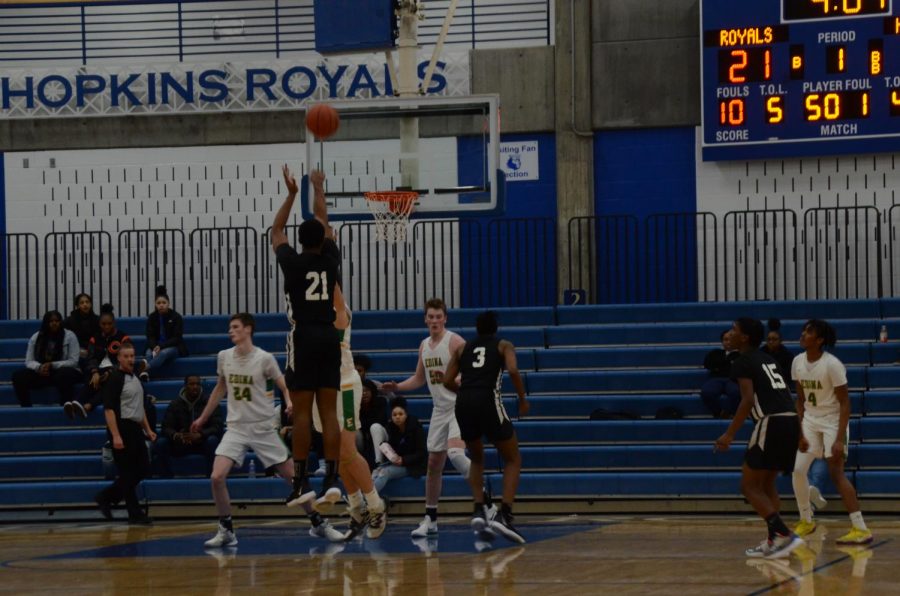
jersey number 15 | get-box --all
[762,363,787,390]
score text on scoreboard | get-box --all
[701,1,900,160]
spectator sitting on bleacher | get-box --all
[65,304,129,419]
[761,318,794,379]
[371,397,427,493]
[140,285,188,381]
[155,375,224,477]
[64,293,100,362]
[700,329,741,418]
[358,378,388,470]
[12,310,82,408]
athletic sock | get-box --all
[293,460,307,486]
[347,490,364,510]
[473,501,484,514]
[425,506,438,523]
[798,503,813,523]
[501,502,513,517]
[323,460,338,488]
[219,516,233,532]
[364,488,381,507]
[765,513,790,540]
[308,511,324,527]
[849,511,868,531]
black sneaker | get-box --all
[471,505,488,533]
[344,506,369,541]
[286,478,315,507]
[490,510,526,544]
[63,402,75,420]
[128,514,153,526]
[94,493,112,520]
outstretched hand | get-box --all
[282,164,299,196]
[310,169,325,187]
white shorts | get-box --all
[803,415,849,460]
[216,421,290,469]
[426,404,461,452]
[313,371,362,433]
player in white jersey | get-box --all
[192,313,343,547]
[791,319,872,545]
[382,298,475,537]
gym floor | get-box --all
[0,515,896,595]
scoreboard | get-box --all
[701,1,900,160]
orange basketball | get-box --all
[306,104,340,139]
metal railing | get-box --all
[0,0,553,65]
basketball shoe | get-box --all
[836,528,873,545]
[204,523,238,548]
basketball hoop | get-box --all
[364,191,417,243]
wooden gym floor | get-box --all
[0,515,897,595]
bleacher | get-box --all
[2,299,900,516]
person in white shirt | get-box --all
[791,319,872,545]
[193,313,343,547]
[382,298,474,537]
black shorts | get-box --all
[284,325,341,391]
[455,389,515,443]
[744,414,800,474]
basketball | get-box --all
[306,104,340,139]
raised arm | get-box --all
[310,170,335,241]
[271,164,299,251]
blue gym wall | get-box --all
[0,153,5,320]
[594,127,698,302]
[457,133,557,307]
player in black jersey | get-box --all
[271,165,342,509]
[714,317,803,560]
[444,311,528,544]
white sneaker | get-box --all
[410,515,438,537]
[313,486,343,514]
[309,519,346,542]
[366,498,387,539]
[204,524,238,548]
[809,486,827,511]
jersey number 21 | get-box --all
[305,271,329,301]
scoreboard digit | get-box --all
[701,1,900,160]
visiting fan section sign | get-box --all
[0,52,470,119]
[701,0,900,160]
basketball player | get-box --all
[791,320,872,545]
[381,298,475,537]
[306,169,388,539]
[443,310,528,544]
[192,313,344,547]
[714,317,804,559]
[271,165,342,509]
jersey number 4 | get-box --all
[762,363,787,390]
[305,271,330,301]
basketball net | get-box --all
[364,191,418,243]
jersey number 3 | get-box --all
[762,363,787,390]
[305,271,330,301]
[472,347,486,368]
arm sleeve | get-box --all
[101,371,125,412]
[25,333,40,371]
[828,356,849,387]
[52,331,81,369]
[401,424,428,468]
[161,403,178,439]
[160,313,184,349]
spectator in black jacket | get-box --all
[141,285,188,381]
[12,311,83,407]
[357,379,388,470]
[65,304,130,419]
[700,329,741,418]
[154,376,224,477]
[64,293,101,360]
[371,397,427,493]
[761,318,794,380]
